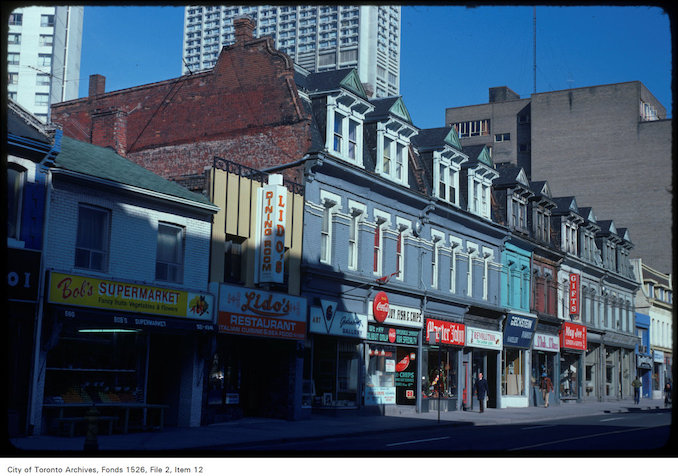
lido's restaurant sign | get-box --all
[256,174,287,284]
[48,271,213,320]
[216,283,306,340]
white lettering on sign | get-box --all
[509,315,534,329]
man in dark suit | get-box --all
[475,372,489,413]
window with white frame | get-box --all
[563,221,577,254]
[372,210,390,276]
[431,230,445,289]
[327,98,364,166]
[377,129,409,185]
[449,237,462,293]
[319,193,339,265]
[75,204,110,272]
[395,219,410,281]
[481,247,494,300]
[347,201,366,271]
[466,242,478,297]
[156,223,185,283]
[511,195,526,230]
[468,172,492,219]
[434,155,459,206]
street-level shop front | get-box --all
[559,322,587,402]
[464,325,502,410]
[8,248,42,437]
[531,331,560,406]
[366,294,422,410]
[210,283,307,422]
[501,313,538,408]
[37,271,214,435]
[422,317,465,412]
[307,298,367,411]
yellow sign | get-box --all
[48,272,213,320]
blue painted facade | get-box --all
[635,312,652,398]
[500,243,532,313]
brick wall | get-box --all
[51,34,311,184]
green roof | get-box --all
[54,136,215,208]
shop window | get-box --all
[502,348,525,396]
[365,344,396,404]
[422,347,458,401]
[75,204,110,272]
[561,354,580,398]
[313,336,360,407]
[155,223,184,283]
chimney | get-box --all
[89,74,106,97]
[234,15,256,44]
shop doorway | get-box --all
[471,350,498,408]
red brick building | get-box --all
[51,17,311,189]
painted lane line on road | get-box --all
[521,425,557,430]
[508,425,668,451]
[386,436,451,447]
[599,417,624,422]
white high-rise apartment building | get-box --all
[182,5,400,98]
[7,6,84,123]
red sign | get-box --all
[569,273,580,318]
[560,322,587,351]
[425,318,465,346]
[373,292,389,323]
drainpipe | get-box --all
[27,130,61,435]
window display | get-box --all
[502,348,525,395]
[422,348,458,400]
[365,344,396,405]
[560,353,580,398]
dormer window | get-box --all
[468,171,492,220]
[563,221,578,254]
[434,153,460,206]
[377,131,408,185]
[534,207,550,243]
[326,94,367,167]
[511,195,527,230]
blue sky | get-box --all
[78,5,672,129]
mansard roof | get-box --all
[552,196,580,216]
[578,207,601,230]
[365,96,413,124]
[462,144,495,170]
[411,127,463,151]
[494,164,530,188]
[597,219,617,235]
[295,67,368,99]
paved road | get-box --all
[206,409,672,455]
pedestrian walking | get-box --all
[632,376,642,404]
[665,380,672,407]
[540,372,554,408]
[475,372,489,413]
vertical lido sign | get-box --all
[257,174,287,284]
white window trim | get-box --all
[466,241,479,297]
[347,199,366,271]
[395,218,411,281]
[326,96,365,167]
[319,190,341,265]
[481,247,494,300]
[433,151,460,206]
[372,208,391,276]
[468,171,492,219]
[376,124,409,186]
[431,229,445,289]
[449,236,462,293]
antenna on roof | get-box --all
[182,57,193,75]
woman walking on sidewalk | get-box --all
[540,373,554,407]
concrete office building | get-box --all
[444,83,672,275]
[182,5,400,98]
[7,6,83,123]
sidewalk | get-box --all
[7,398,669,453]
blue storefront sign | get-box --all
[504,314,537,348]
